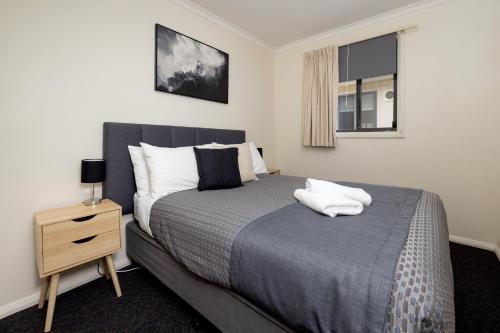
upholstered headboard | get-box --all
[102,122,246,214]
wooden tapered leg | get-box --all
[44,274,60,332]
[100,258,110,280]
[38,277,49,309]
[104,255,122,297]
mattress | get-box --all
[139,174,455,332]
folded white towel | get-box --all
[305,178,372,206]
[293,189,364,218]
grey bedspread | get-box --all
[149,175,455,333]
[150,175,304,286]
[230,184,421,333]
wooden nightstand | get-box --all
[34,199,122,332]
[268,168,281,175]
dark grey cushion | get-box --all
[194,147,242,191]
[102,122,245,214]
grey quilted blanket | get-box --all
[149,175,454,333]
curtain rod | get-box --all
[397,25,418,33]
[340,25,418,46]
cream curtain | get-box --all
[301,46,338,147]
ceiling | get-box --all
[185,0,425,48]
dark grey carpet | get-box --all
[0,242,498,332]
[450,242,500,333]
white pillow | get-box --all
[128,146,150,197]
[140,143,200,198]
[248,142,268,174]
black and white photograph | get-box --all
[155,24,229,104]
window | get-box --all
[338,93,355,130]
[337,33,398,132]
[338,91,378,130]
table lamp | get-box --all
[81,159,106,206]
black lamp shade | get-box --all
[81,159,106,183]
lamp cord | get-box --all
[97,261,142,276]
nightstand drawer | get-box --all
[43,210,119,247]
[43,230,120,273]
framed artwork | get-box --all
[155,24,229,104]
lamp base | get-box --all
[83,198,102,206]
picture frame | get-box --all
[155,23,229,104]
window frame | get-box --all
[336,73,398,133]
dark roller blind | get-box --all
[339,33,397,82]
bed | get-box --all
[103,122,455,333]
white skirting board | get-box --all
[449,234,500,261]
[0,257,131,320]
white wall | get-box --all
[274,0,500,248]
[0,0,274,314]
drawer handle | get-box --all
[72,215,96,222]
[73,235,97,244]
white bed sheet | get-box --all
[133,193,158,237]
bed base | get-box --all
[126,221,293,333]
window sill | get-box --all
[336,129,404,139]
